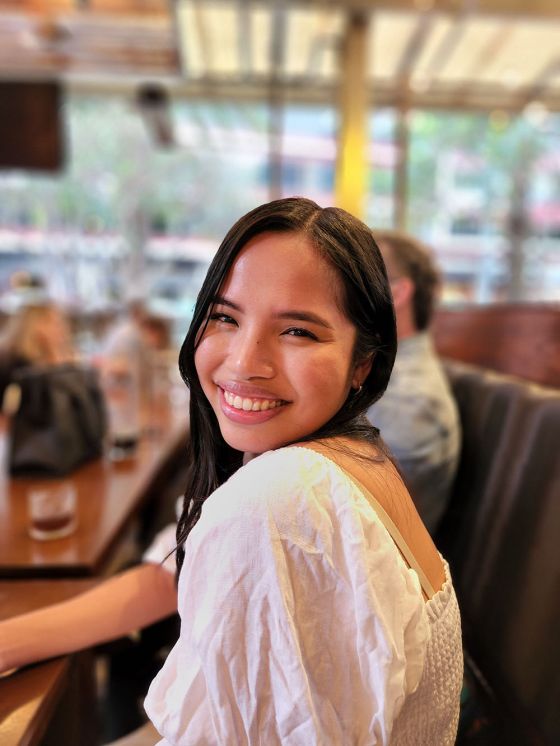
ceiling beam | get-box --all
[515,57,560,110]
[87,0,170,14]
[394,11,434,83]
[3,0,560,20]
[448,25,514,107]
[70,74,560,113]
[169,0,560,23]
[0,0,171,16]
[416,0,478,85]
[0,1,73,11]
[282,1,560,21]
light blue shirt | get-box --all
[368,332,461,534]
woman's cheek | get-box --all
[314,353,354,400]
[194,338,214,379]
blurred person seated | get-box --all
[367,230,461,535]
[0,270,49,315]
[101,301,180,547]
[102,299,149,360]
[139,314,172,354]
[100,299,172,397]
[0,300,75,409]
[102,299,171,356]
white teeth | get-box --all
[223,390,283,412]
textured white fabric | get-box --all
[145,447,462,745]
[143,497,183,574]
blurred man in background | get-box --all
[368,230,461,535]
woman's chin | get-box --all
[221,429,282,457]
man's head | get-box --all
[373,229,441,339]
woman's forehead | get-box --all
[219,231,346,306]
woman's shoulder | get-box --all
[230,441,394,501]
[197,445,355,536]
[222,445,343,505]
[246,444,337,477]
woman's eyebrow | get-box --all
[212,298,333,330]
[212,296,242,311]
[276,310,334,330]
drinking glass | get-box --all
[27,482,77,541]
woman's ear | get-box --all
[390,276,414,311]
[351,354,374,390]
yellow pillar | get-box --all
[335,11,369,219]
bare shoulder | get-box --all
[294,437,446,597]
[293,437,399,490]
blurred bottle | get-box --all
[102,352,141,461]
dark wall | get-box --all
[0,80,65,172]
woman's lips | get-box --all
[218,380,286,399]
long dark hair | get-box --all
[175,197,397,571]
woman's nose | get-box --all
[230,330,274,379]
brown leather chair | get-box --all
[437,361,560,744]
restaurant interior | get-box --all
[0,1,559,745]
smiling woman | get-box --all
[142,197,463,745]
[175,198,397,548]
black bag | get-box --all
[7,363,107,477]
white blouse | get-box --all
[144,447,462,745]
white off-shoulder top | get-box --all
[144,447,463,745]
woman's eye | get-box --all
[283,327,318,340]
[209,312,237,325]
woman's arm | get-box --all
[0,562,177,673]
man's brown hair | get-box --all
[373,229,441,331]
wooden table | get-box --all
[0,579,99,746]
[0,390,189,578]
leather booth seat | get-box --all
[436,360,560,745]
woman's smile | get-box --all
[218,386,288,425]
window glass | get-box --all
[406,110,560,304]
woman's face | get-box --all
[33,308,72,362]
[194,231,371,456]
